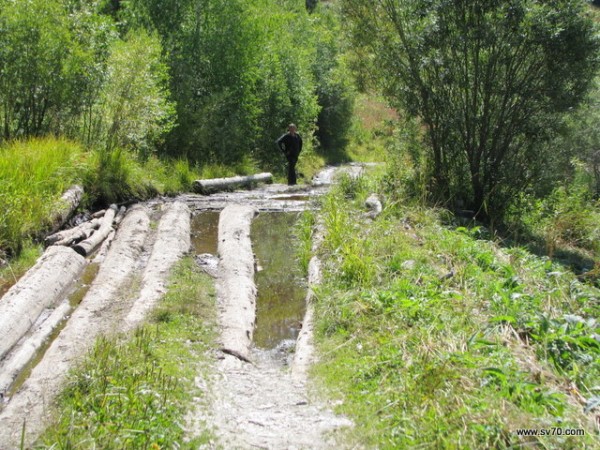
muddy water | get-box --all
[191,211,219,255]
[251,213,306,349]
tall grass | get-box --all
[0,138,87,255]
[0,137,203,258]
[313,177,600,448]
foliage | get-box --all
[311,2,356,162]
[123,0,321,171]
[93,30,175,155]
[38,257,217,448]
[0,0,114,142]
[313,179,600,448]
[555,78,600,198]
[342,0,600,222]
[0,137,200,256]
[0,138,87,254]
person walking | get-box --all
[276,123,303,185]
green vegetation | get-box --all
[1,1,600,447]
[0,138,87,255]
[37,257,217,448]
[0,137,200,256]
[342,0,599,222]
[0,0,355,258]
[311,175,600,448]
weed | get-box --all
[0,138,86,254]
[294,209,316,275]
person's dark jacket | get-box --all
[276,132,303,161]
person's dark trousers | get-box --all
[287,156,298,185]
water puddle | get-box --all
[68,262,99,307]
[251,212,306,350]
[191,211,220,255]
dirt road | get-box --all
[0,165,366,449]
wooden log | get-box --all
[114,206,127,226]
[48,185,84,233]
[90,209,106,219]
[123,202,190,328]
[0,246,86,360]
[0,301,71,395]
[216,205,258,361]
[72,205,118,256]
[45,218,101,246]
[193,172,272,195]
[0,206,151,448]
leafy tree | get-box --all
[0,0,116,142]
[343,0,599,222]
[311,3,356,160]
[124,0,321,169]
[555,78,600,197]
[96,30,174,154]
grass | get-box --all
[36,257,217,449]
[311,177,600,449]
[345,93,399,163]
[0,242,43,297]
[0,138,88,255]
[0,137,205,259]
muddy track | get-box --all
[0,164,367,449]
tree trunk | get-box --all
[0,246,86,360]
[0,301,71,394]
[45,218,101,246]
[48,185,84,233]
[123,202,191,328]
[216,205,258,361]
[193,173,272,195]
[72,205,118,256]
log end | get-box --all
[72,245,87,257]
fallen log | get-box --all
[216,205,258,361]
[123,201,190,328]
[0,246,86,360]
[45,218,101,246]
[0,206,151,448]
[292,219,324,379]
[90,209,106,219]
[72,204,118,256]
[193,172,272,195]
[48,185,84,233]
[0,301,71,395]
[114,205,127,225]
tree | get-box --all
[96,30,174,154]
[311,3,356,160]
[343,0,599,221]
[123,0,321,168]
[0,0,116,143]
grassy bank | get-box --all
[36,257,217,448]
[310,175,600,449]
[0,137,204,289]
